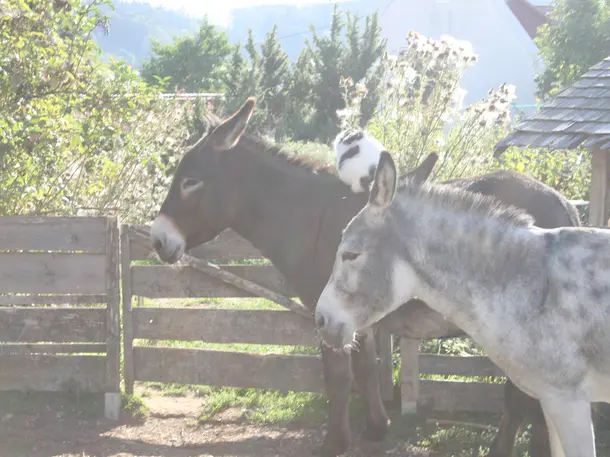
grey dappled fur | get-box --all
[317,153,610,457]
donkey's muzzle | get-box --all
[150,214,186,265]
[315,310,350,351]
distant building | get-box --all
[374,0,552,113]
[506,0,552,40]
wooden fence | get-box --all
[399,340,505,414]
[121,224,394,399]
[0,216,121,420]
[0,216,506,417]
[122,224,506,415]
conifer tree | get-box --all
[259,25,292,135]
[307,4,346,143]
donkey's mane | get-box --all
[398,179,535,227]
[241,134,337,177]
[203,113,337,178]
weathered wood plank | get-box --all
[589,146,610,227]
[133,308,317,346]
[0,308,106,342]
[419,354,504,378]
[0,355,107,392]
[0,253,107,294]
[419,380,504,414]
[181,254,310,317]
[375,330,394,402]
[121,225,135,394]
[0,294,106,305]
[400,338,420,415]
[130,264,294,298]
[0,216,107,253]
[0,343,106,355]
[105,218,121,394]
[128,226,263,262]
[133,346,324,393]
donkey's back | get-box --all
[443,170,581,229]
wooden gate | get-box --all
[0,216,121,420]
[121,225,394,399]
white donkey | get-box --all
[315,150,610,457]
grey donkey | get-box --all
[315,150,610,457]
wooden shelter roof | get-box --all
[494,55,610,156]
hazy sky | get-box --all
[121,0,348,26]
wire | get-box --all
[379,0,396,19]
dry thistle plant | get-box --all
[339,31,517,181]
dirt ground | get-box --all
[0,393,433,457]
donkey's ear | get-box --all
[209,97,256,151]
[401,152,438,186]
[369,151,397,208]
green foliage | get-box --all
[340,32,500,179]
[497,146,591,202]
[0,0,207,221]
[0,0,150,215]
[535,0,610,98]
[340,31,591,204]
[140,17,234,92]
[220,4,386,143]
[121,393,149,421]
[198,387,327,426]
[223,27,291,138]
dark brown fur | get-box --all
[153,99,580,457]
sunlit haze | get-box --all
[119,0,349,26]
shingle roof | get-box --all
[494,55,610,156]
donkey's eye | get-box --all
[180,178,204,198]
[341,251,361,262]
[182,178,201,190]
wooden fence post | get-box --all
[105,217,121,421]
[121,225,135,395]
[400,338,420,415]
[375,329,394,402]
[588,145,610,227]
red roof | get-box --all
[506,0,550,41]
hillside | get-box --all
[93,1,200,67]
[93,0,543,110]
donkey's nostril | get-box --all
[315,313,325,329]
[153,238,163,252]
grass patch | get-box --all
[138,296,286,310]
[121,393,149,421]
[198,387,328,426]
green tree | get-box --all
[259,25,292,133]
[140,17,234,92]
[222,31,266,129]
[223,27,291,139]
[535,0,610,98]
[281,47,317,141]
[357,12,387,126]
[0,0,190,221]
[293,5,386,142]
[307,4,346,143]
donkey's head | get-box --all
[151,97,256,264]
[315,151,422,350]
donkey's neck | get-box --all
[227,144,363,304]
[393,198,546,335]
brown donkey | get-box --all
[151,97,580,457]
